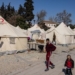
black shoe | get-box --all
[45,68,49,71]
[50,65,55,69]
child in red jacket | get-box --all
[64,55,74,75]
[45,38,56,71]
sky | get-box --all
[0,0,75,24]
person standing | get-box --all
[64,55,74,75]
[45,38,56,71]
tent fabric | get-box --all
[46,22,75,44]
[46,26,55,33]
[55,22,74,35]
[28,24,45,33]
[46,27,55,41]
[72,29,75,43]
[32,33,40,40]
[0,16,27,37]
[16,26,27,35]
[0,38,28,52]
[0,16,28,52]
[68,26,75,34]
[28,24,45,40]
[31,30,41,34]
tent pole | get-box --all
[72,36,73,43]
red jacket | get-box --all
[46,43,56,52]
[64,59,74,68]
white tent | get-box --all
[28,24,44,32]
[68,26,71,29]
[46,26,55,33]
[16,26,28,36]
[28,24,45,40]
[67,26,75,43]
[46,22,75,44]
[68,26,75,34]
[72,28,75,43]
[46,26,55,42]
[0,16,28,52]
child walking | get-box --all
[45,38,56,71]
[64,55,74,75]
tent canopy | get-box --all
[0,16,27,37]
[16,26,27,36]
[0,16,28,52]
[46,26,55,33]
[68,26,75,35]
[46,22,75,44]
[28,24,46,40]
[31,30,41,34]
[28,24,45,33]
[55,22,74,36]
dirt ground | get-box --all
[0,48,75,75]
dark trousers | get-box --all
[46,52,53,69]
[38,45,44,52]
[65,68,72,75]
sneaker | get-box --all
[50,65,55,69]
[45,68,49,71]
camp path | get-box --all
[0,50,75,75]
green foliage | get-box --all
[38,22,49,31]
[68,24,75,29]
[0,2,5,17]
[18,4,24,16]
[16,17,30,29]
[0,2,15,21]
[24,0,34,22]
[0,1,34,29]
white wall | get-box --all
[45,23,56,27]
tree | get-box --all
[56,10,72,25]
[49,17,58,23]
[16,16,30,29]
[0,1,34,29]
[4,3,16,22]
[7,3,15,14]
[0,2,5,17]
[6,3,12,17]
[68,24,75,29]
[7,15,20,26]
[38,22,49,31]
[0,2,16,21]
[11,6,15,13]
[7,3,11,11]
[36,10,47,23]
[18,4,24,16]
[24,0,34,22]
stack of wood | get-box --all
[36,39,44,44]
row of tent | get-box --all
[27,21,75,45]
[0,15,46,52]
[25,22,75,44]
[46,22,75,44]
[28,22,75,45]
[0,15,75,52]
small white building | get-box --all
[43,21,57,28]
